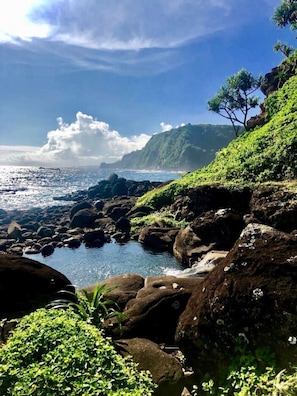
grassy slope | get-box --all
[138,75,297,209]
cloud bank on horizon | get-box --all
[0,112,152,167]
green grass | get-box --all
[138,75,297,209]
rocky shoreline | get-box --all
[1,176,297,395]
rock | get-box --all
[115,216,131,234]
[63,236,81,249]
[69,208,97,228]
[138,227,180,252]
[83,273,145,310]
[171,185,251,221]
[36,226,55,238]
[112,276,202,343]
[69,201,93,219]
[41,244,55,257]
[191,208,244,249]
[173,225,209,265]
[0,254,73,318]
[176,223,297,380]
[7,221,22,240]
[117,338,185,396]
[177,250,228,277]
[250,184,297,232]
[83,229,106,247]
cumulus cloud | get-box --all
[2,112,150,167]
[160,122,173,132]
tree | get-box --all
[273,40,294,57]
[208,69,262,137]
[272,0,297,30]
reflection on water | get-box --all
[24,240,183,288]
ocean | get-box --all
[0,166,184,287]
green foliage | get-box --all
[274,40,294,58]
[208,69,262,136]
[47,284,125,329]
[101,124,236,171]
[0,309,155,396]
[190,343,297,396]
[138,75,297,209]
[130,209,188,230]
[272,0,297,30]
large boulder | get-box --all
[111,276,202,343]
[117,337,186,396]
[138,227,180,252]
[69,208,97,228]
[176,223,297,380]
[0,254,72,318]
[83,273,145,310]
[172,185,251,221]
[250,184,297,232]
[173,225,210,265]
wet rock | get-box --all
[41,244,55,257]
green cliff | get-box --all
[138,72,297,208]
[100,124,237,171]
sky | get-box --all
[0,0,296,167]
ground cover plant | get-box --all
[0,309,155,396]
[137,74,297,210]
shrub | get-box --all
[47,284,125,330]
[0,309,155,396]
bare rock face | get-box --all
[0,254,72,318]
[176,223,297,380]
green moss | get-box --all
[138,75,297,208]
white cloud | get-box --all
[0,0,276,50]
[160,122,173,132]
[1,112,150,167]
[0,0,278,76]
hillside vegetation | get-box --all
[100,124,236,171]
[138,73,297,209]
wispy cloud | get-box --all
[0,112,150,167]
[0,1,278,76]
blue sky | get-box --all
[0,0,295,166]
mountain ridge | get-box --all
[100,124,237,172]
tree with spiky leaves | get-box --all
[208,69,262,137]
[273,0,297,30]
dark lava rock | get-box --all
[138,227,180,252]
[176,223,297,380]
[0,254,73,318]
[250,184,297,233]
[112,276,202,344]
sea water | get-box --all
[0,166,184,286]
